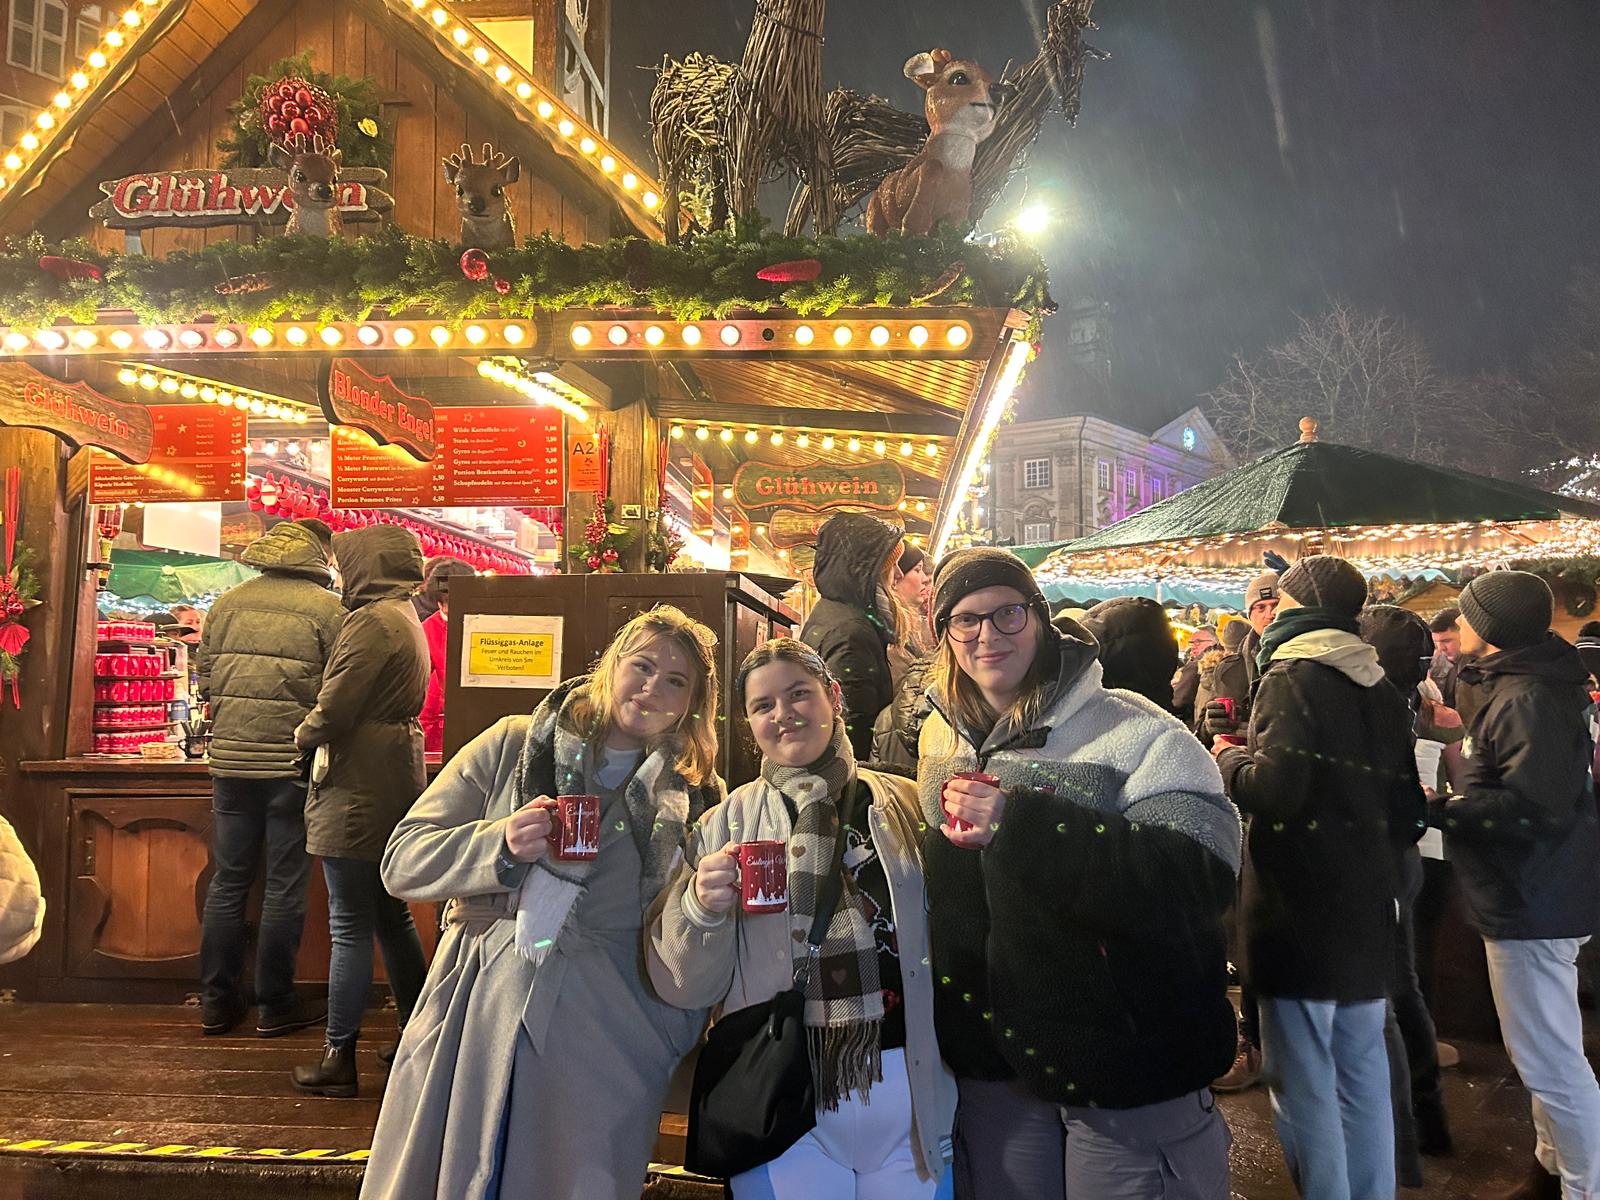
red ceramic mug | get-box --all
[545,795,601,861]
[1215,734,1246,748]
[943,770,1000,834]
[733,840,788,913]
[1216,697,1236,723]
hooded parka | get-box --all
[800,514,906,760]
[295,526,429,861]
[196,521,345,778]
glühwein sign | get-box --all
[0,361,153,463]
[90,169,395,230]
[732,461,905,512]
[320,358,437,462]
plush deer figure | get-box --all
[866,50,1001,238]
[269,133,344,238]
[443,143,520,249]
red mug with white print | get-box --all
[734,840,788,913]
[943,770,999,834]
[545,795,601,861]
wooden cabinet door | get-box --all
[65,792,211,979]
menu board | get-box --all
[331,405,565,507]
[89,403,247,503]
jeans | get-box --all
[733,1049,940,1200]
[1483,936,1600,1195]
[199,776,312,1014]
[322,856,427,1050]
[1259,996,1394,1200]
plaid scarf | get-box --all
[761,718,883,1108]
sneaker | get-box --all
[1436,1040,1461,1069]
[1212,1040,1262,1093]
[257,995,328,1038]
[201,998,247,1036]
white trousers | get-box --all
[731,1048,940,1200]
[1484,936,1600,1199]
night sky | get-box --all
[612,1,1600,431]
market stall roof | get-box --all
[1031,419,1600,563]
[0,0,667,239]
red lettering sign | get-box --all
[88,404,248,503]
[91,169,394,230]
[320,358,437,462]
[0,361,153,462]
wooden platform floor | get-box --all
[0,1001,1549,1198]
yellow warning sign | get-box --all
[459,614,564,689]
[467,631,555,679]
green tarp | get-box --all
[1031,439,1600,560]
[105,549,256,603]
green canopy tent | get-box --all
[1028,420,1600,593]
[105,550,256,604]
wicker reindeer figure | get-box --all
[866,50,999,238]
[443,143,520,249]
[269,132,344,238]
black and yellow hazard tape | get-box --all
[0,1137,369,1162]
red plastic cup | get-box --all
[734,840,788,913]
[545,795,600,860]
[943,770,999,834]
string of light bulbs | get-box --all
[475,358,590,423]
[114,364,313,422]
[669,422,946,461]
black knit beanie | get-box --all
[1459,571,1553,650]
[931,547,1047,633]
[897,541,927,575]
[1278,555,1367,617]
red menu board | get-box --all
[89,403,248,503]
[331,405,565,507]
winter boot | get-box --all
[1416,1098,1454,1157]
[257,994,327,1038]
[1212,1037,1262,1093]
[377,1041,399,1067]
[292,1042,358,1098]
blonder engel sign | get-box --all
[90,169,395,229]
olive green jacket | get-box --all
[296,526,429,861]
[196,522,344,779]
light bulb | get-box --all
[681,325,703,346]
[833,325,852,347]
[744,429,758,445]
[570,325,592,347]
[719,427,733,443]
[794,325,815,346]
[869,325,890,347]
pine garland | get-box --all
[0,218,1051,333]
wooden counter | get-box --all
[10,758,439,1004]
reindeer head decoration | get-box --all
[865,48,1008,238]
[269,132,344,238]
[443,143,520,249]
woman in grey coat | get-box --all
[362,605,724,1200]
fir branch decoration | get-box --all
[0,218,1051,329]
[219,52,393,169]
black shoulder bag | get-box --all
[684,813,848,1179]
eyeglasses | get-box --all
[944,603,1031,643]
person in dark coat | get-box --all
[195,519,344,1037]
[1358,605,1454,1167]
[1197,572,1279,747]
[1213,556,1426,1200]
[1077,596,1181,711]
[291,524,431,1096]
[799,513,906,760]
[1172,625,1219,722]
[1430,572,1600,1200]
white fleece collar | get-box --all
[1272,628,1387,687]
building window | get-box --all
[1022,457,1052,490]
[74,3,103,60]
[8,0,66,77]
[1124,468,1138,500]
[0,105,27,145]
[1096,459,1110,490]
[1023,521,1053,544]
[1151,477,1165,502]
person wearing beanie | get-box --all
[1211,556,1426,1199]
[1196,573,1280,747]
[919,547,1240,1197]
[890,539,935,663]
[799,514,907,760]
[1431,571,1600,1200]
[1079,596,1182,712]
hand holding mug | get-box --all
[694,841,741,915]
[1202,699,1239,739]
[942,773,1006,849]
[503,796,554,862]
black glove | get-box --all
[1202,700,1241,739]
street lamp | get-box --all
[1014,203,1051,239]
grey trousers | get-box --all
[952,1077,1232,1200]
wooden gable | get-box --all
[0,0,649,250]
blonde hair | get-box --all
[569,604,720,785]
[931,608,1054,744]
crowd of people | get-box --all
[108,510,1600,1200]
